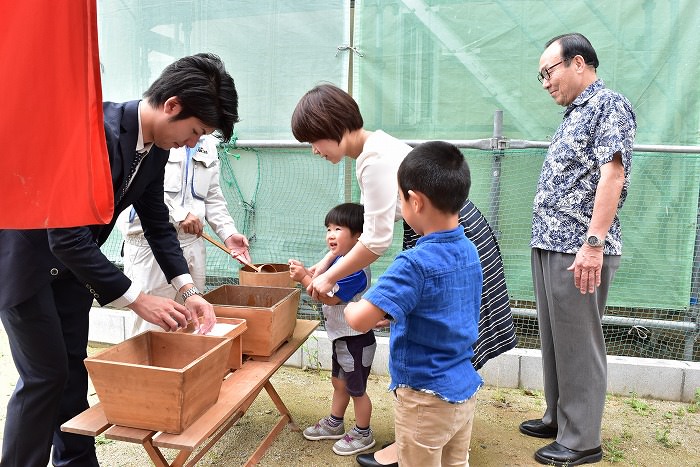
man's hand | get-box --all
[179,213,204,236]
[226,233,252,264]
[567,244,603,294]
[183,293,216,335]
[128,293,193,331]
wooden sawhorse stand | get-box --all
[62,319,319,466]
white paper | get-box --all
[206,323,238,337]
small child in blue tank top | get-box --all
[288,202,376,456]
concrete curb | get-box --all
[89,307,700,403]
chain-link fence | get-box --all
[100,123,700,362]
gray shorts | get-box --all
[331,332,376,397]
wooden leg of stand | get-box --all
[171,449,193,467]
[264,381,299,431]
[184,386,266,467]
[142,438,170,467]
[243,412,291,467]
[241,382,298,465]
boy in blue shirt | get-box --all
[288,203,376,456]
[345,141,482,466]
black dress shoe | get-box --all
[356,452,399,467]
[534,441,603,466]
[519,419,558,438]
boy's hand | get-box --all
[288,259,308,282]
[374,318,390,329]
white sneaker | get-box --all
[303,416,345,440]
[332,427,376,456]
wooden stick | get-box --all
[200,232,262,273]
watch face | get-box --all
[587,235,603,246]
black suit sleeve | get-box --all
[47,226,131,305]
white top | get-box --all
[355,130,412,255]
[117,134,238,247]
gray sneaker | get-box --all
[332,428,376,456]
[303,417,345,440]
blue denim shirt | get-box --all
[364,226,483,403]
[531,79,636,254]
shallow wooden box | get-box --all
[239,263,295,288]
[84,331,231,434]
[179,316,247,371]
[203,285,301,358]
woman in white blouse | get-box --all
[291,84,412,300]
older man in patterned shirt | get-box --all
[520,33,636,466]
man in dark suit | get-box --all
[0,53,239,467]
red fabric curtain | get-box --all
[0,0,113,228]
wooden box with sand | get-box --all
[179,316,247,371]
[84,331,232,434]
[203,285,301,359]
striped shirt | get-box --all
[403,200,517,370]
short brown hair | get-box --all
[291,84,363,143]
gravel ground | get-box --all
[1,328,699,466]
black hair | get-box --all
[397,141,471,214]
[143,53,239,141]
[324,202,364,235]
[291,84,363,143]
[546,33,599,69]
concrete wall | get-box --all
[90,307,700,403]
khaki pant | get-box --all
[394,387,477,467]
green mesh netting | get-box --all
[97,0,699,361]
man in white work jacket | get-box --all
[117,134,251,336]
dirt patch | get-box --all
[92,367,699,466]
[1,334,698,466]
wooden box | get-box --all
[238,263,295,288]
[203,285,301,358]
[84,331,231,434]
[179,316,247,371]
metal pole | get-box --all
[511,307,697,333]
[488,110,504,235]
[685,185,700,360]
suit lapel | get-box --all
[115,101,141,205]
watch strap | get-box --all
[586,234,605,248]
[181,286,202,301]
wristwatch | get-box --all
[586,234,605,248]
[181,286,203,301]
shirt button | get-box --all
[50,268,59,276]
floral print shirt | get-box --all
[531,79,636,255]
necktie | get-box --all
[118,151,145,204]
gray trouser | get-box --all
[531,248,620,451]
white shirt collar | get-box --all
[136,101,154,154]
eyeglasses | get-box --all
[537,58,569,83]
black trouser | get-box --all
[0,272,98,467]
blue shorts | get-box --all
[331,332,376,397]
